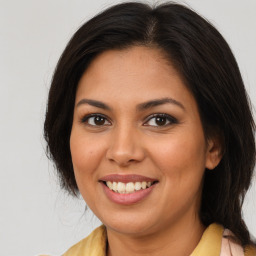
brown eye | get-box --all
[144,114,178,127]
[84,115,111,126]
[155,116,168,126]
[93,116,105,125]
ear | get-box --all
[205,135,223,170]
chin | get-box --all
[106,222,153,236]
[99,211,159,236]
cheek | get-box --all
[70,130,106,207]
[70,129,105,182]
[150,134,206,215]
[148,132,206,185]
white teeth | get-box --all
[134,182,142,191]
[112,182,117,192]
[106,181,113,190]
[126,182,135,193]
[105,181,154,193]
[117,182,126,193]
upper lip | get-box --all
[99,174,157,183]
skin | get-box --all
[70,46,222,256]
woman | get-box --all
[44,2,256,255]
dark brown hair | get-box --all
[44,2,255,246]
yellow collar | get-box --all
[190,223,223,256]
[63,223,227,256]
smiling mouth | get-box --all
[103,181,158,194]
[99,174,158,194]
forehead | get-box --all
[76,46,195,110]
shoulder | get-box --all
[191,223,255,256]
[220,228,256,256]
[62,225,106,256]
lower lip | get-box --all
[101,183,156,205]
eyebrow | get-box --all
[136,97,185,111]
[76,99,111,110]
[76,97,185,111]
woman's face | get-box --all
[70,46,219,236]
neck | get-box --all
[106,214,205,256]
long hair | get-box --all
[44,2,255,245]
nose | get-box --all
[106,126,145,167]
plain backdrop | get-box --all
[0,0,255,255]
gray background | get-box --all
[0,0,255,255]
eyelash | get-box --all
[80,113,178,128]
[144,113,178,127]
[80,114,111,127]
